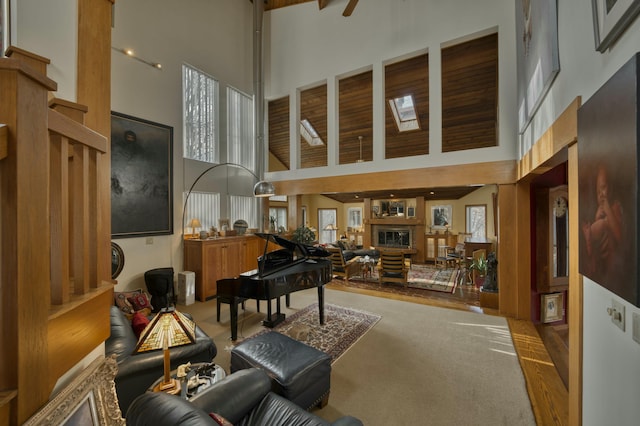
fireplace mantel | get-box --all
[367,218,424,226]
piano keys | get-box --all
[217,233,331,340]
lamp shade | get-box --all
[134,307,196,354]
[188,218,202,229]
[253,180,275,197]
[324,224,338,231]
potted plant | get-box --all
[291,225,316,245]
[469,252,488,288]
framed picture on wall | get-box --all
[431,205,452,229]
[578,54,640,307]
[541,293,563,323]
[407,207,416,217]
[592,0,640,52]
[111,112,173,238]
[516,0,560,133]
[347,207,362,229]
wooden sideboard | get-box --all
[184,235,267,301]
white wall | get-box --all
[14,0,77,100]
[520,1,640,424]
[110,0,254,291]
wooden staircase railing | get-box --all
[0,47,113,425]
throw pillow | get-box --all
[114,290,140,315]
[131,312,150,338]
[208,412,233,426]
[128,292,152,311]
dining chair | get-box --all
[377,250,409,287]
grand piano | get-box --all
[217,233,332,340]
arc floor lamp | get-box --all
[181,162,275,238]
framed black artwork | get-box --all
[578,53,639,307]
[111,112,173,238]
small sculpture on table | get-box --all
[482,252,498,292]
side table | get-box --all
[358,256,378,282]
[147,362,226,400]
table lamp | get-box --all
[188,218,202,238]
[134,307,196,394]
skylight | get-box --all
[300,119,324,146]
[388,95,420,132]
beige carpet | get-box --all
[179,288,535,425]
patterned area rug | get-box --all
[407,264,459,293]
[353,264,459,293]
[245,303,381,363]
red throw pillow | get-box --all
[208,412,233,426]
[128,292,152,311]
[131,312,150,338]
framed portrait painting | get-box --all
[431,205,452,229]
[592,0,640,52]
[111,112,173,238]
[578,53,640,307]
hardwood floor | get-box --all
[328,275,569,426]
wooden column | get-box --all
[76,0,113,286]
[497,183,530,318]
[0,54,57,426]
[567,142,582,426]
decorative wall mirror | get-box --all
[111,242,125,279]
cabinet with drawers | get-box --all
[184,235,279,301]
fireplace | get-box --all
[374,226,413,248]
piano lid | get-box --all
[255,232,329,262]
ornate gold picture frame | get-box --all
[24,356,124,426]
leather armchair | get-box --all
[105,305,217,415]
[126,368,363,426]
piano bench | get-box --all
[230,331,331,410]
[216,296,260,322]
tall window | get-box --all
[183,64,219,163]
[466,205,487,240]
[227,87,255,171]
[184,192,220,234]
[318,209,337,244]
[269,207,288,231]
[228,87,257,225]
[230,195,258,228]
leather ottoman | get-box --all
[230,332,331,410]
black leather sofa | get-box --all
[332,240,379,262]
[105,305,217,415]
[126,368,363,426]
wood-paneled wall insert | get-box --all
[384,53,429,159]
[268,96,291,171]
[338,70,373,164]
[441,33,498,152]
[300,84,328,168]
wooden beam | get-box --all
[343,0,358,16]
[567,142,583,426]
[318,0,329,10]
[273,160,518,196]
